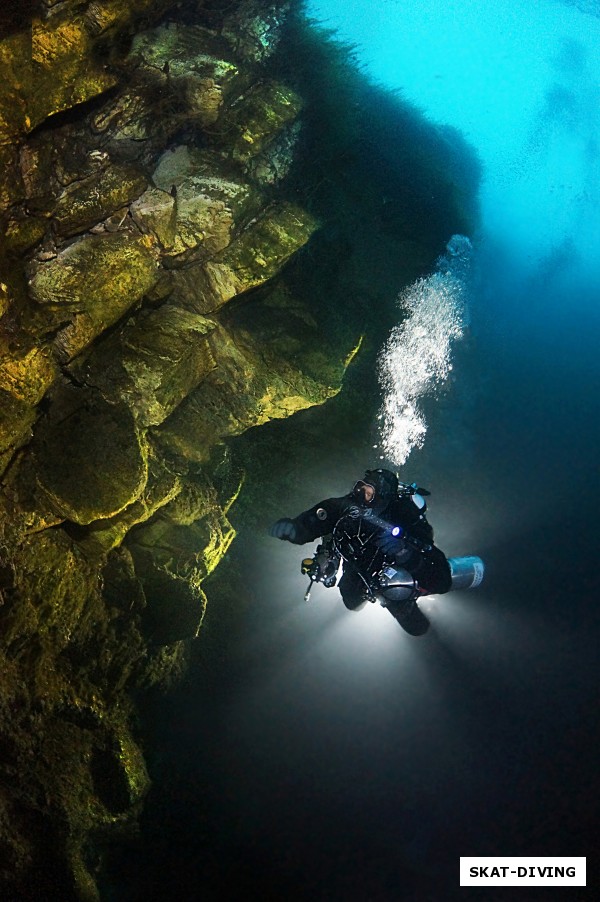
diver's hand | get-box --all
[376,526,406,557]
[269,518,298,541]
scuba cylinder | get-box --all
[378,565,417,603]
[447,556,485,590]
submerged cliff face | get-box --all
[0,1,479,898]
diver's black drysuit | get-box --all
[272,485,452,612]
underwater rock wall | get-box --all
[0,1,360,897]
[0,1,480,898]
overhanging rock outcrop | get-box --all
[0,1,362,897]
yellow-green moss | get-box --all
[172,202,319,312]
[34,389,150,525]
[0,143,25,212]
[0,32,31,141]
[53,165,148,238]
[226,81,303,163]
[0,343,58,405]
[28,232,159,360]
[29,18,116,130]
[0,390,36,458]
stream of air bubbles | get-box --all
[376,234,472,465]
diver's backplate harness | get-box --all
[302,482,428,604]
[300,482,484,604]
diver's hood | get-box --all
[357,468,399,514]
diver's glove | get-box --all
[269,518,298,542]
[376,526,408,558]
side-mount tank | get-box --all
[447,556,485,590]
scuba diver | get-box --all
[269,468,484,636]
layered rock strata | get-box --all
[0,2,359,897]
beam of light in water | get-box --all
[419,591,554,675]
[235,539,443,700]
[376,235,472,465]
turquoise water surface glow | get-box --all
[308,0,600,271]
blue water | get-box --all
[301,0,600,498]
[123,3,600,898]
[309,0,600,273]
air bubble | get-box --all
[376,235,471,465]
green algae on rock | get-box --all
[161,176,241,260]
[150,146,258,259]
[126,474,238,643]
[27,232,157,310]
[75,449,183,555]
[30,17,118,129]
[219,80,303,165]
[155,308,339,463]
[0,31,32,141]
[0,143,24,213]
[131,23,241,127]
[74,305,218,427]
[0,341,58,405]
[34,387,150,525]
[222,0,291,63]
[53,164,149,238]
[130,187,178,249]
[129,562,208,645]
[171,201,319,312]
[27,231,159,360]
[0,391,36,468]
[6,527,99,649]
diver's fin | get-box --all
[385,598,430,636]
